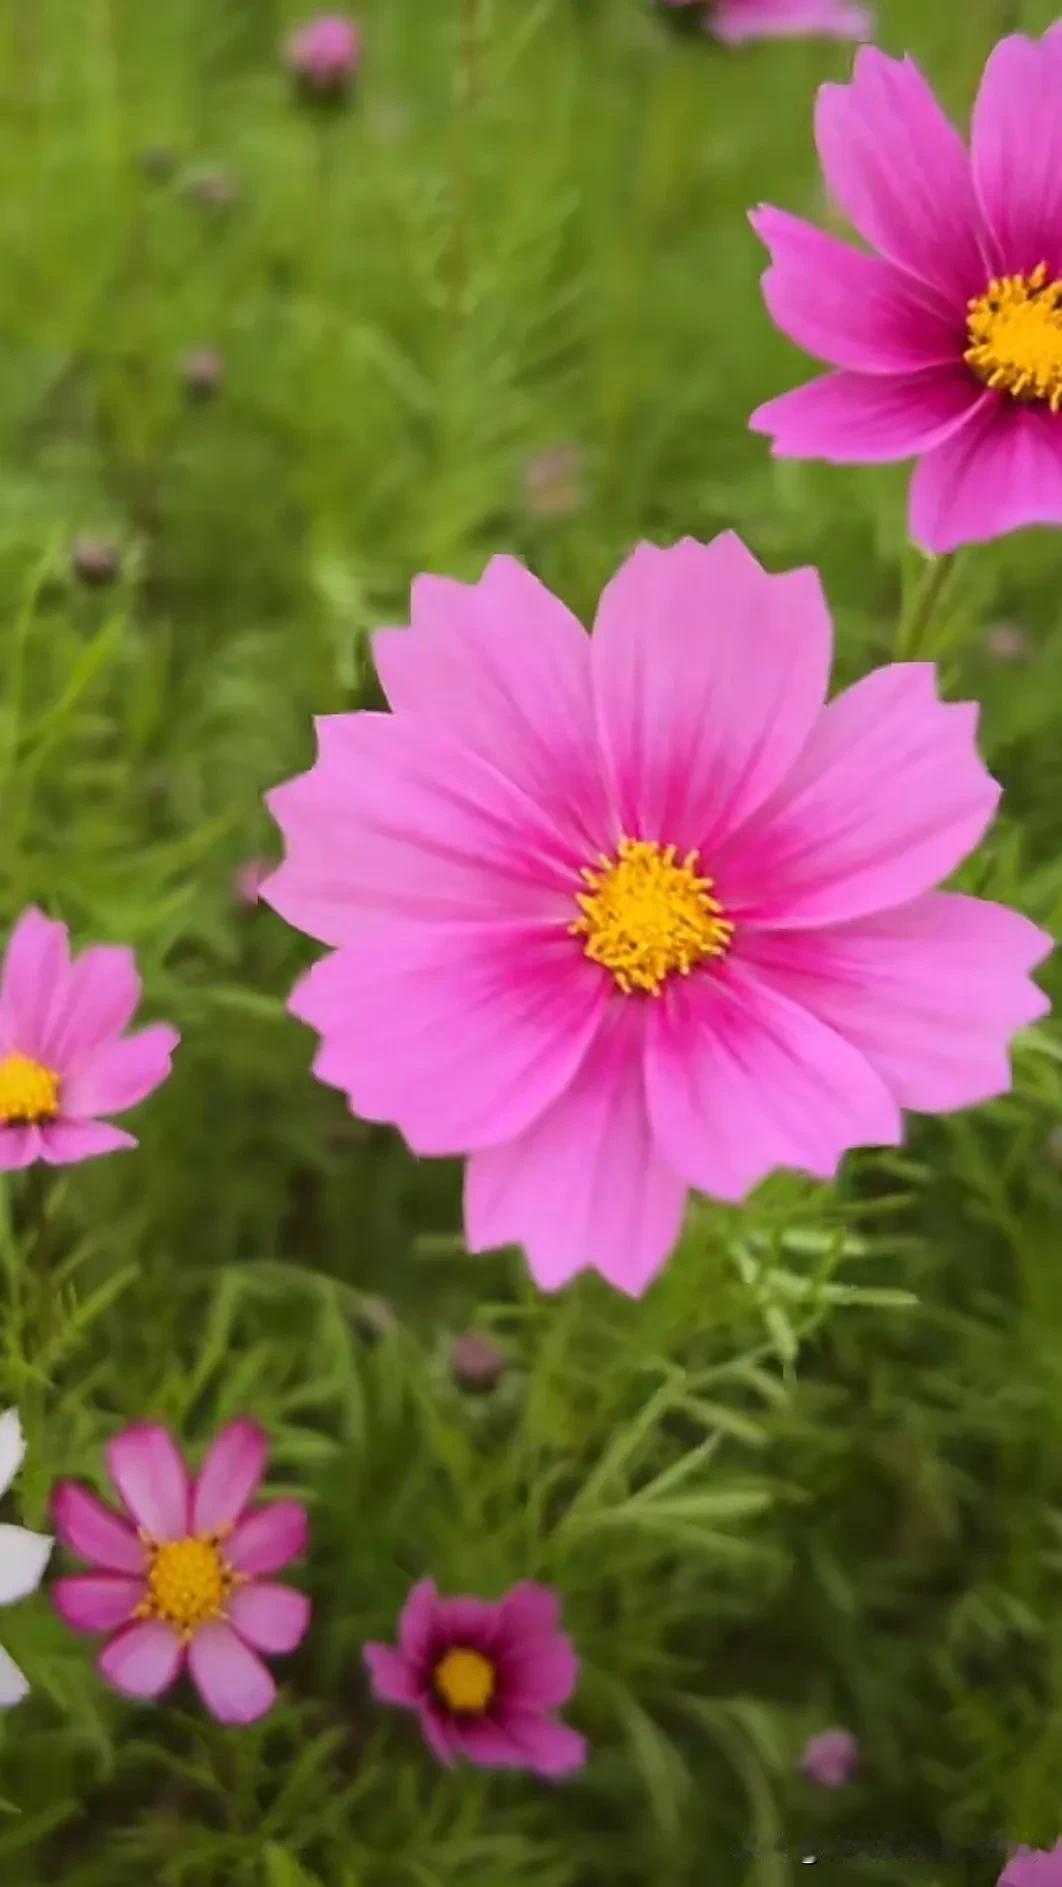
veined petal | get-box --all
[751,367,983,464]
[187,1622,277,1725]
[0,1526,52,1607]
[98,1620,183,1700]
[0,1645,28,1708]
[712,0,871,42]
[51,1483,145,1575]
[191,1420,268,1537]
[106,1426,190,1542]
[0,910,69,1062]
[61,1025,179,1120]
[910,400,1062,553]
[971,30,1062,275]
[0,1411,25,1500]
[53,1575,145,1634]
[40,944,141,1070]
[227,1502,308,1577]
[228,1583,310,1655]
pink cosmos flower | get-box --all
[799,1726,860,1787]
[285,15,361,94]
[52,1421,310,1725]
[659,0,870,44]
[751,30,1062,551]
[0,908,178,1169]
[1001,1845,1062,1887]
[263,537,1051,1298]
[364,1579,585,1776]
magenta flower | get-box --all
[799,1726,860,1787]
[52,1421,310,1725]
[364,1579,585,1777]
[750,30,1062,550]
[659,0,870,44]
[0,908,178,1169]
[285,15,361,94]
[264,539,1050,1296]
[1001,1845,1062,1886]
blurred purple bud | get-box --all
[985,624,1029,663]
[71,536,120,587]
[799,1728,860,1789]
[450,1331,506,1394]
[285,15,362,99]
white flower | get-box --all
[0,1410,52,1707]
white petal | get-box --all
[0,1644,29,1708]
[0,1411,26,1500]
[0,1526,53,1606]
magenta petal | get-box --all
[191,1420,268,1536]
[0,1127,44,1170]
[290,926,608,1157]
[712,0,871,42]
[98,1619,183,1700]
[434,1596,499,1649]
[52,1483,146,1574]
[39,944,140,1068]
[971,31,1062,273]
[750,207,959,374]
[498,1582,561,1643]
[0,909,70,1061]
[909,401,1062,553]
[751,367,981,464]
[501,1711,587,1777]
[714,665,1000,927]
[62,1024,179,1119]
[227,1501,308,1577]
[742,894,1051,1113]
[53,1575,145,1634]
[465,1007,687,1298]
[501,1639,579,1710]
[814,49,987,301]
[420,1703,459,1766]
[106,1425,190,1541]
[187,1622,277,1725]
[227,1583,310,1655]
[364,1642,420,1706]
[398,1578,440,1665]
[448,1718,528,1769]
[37,1122,137,1165]
[590,534,831,853]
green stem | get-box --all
[896,552,958,660]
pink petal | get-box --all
[498,1582,561,1643]
[52,1575,145,1634]
[448,1718,529,1769]
[227,1583,310,1655]
[289,925,608,1156]
[0,909,70,1062]
[498,1711,587,1777]
[187,1621,277,1725]
[52,1483,146,1574]
[646,962,900,1200]
[62,1024,179,1120]
[372,557,610,858]
[742,894,1051,1113]
[713,664,1000,927]
[98,1619,183,1700]
[420,1702,459,1766]
[227,1501,308,1577]
[264,713,578,948]
[712,0,871,41]
[191,1420,268,1536]
[465,1005,687,1298]
[909,400,1062,553]
[500,1639,579,1711]
[434,1596,499,1649]
[398,1578,441,1665]
[39,944,141,1069]
[106,1425,190,1542]
[750,207,960,374]
[0,1127,44,1170]
[591,534,831,856]
[971,31,1062,274]
[363,1642,421,1705]
[751,367,983,464]
[814,49,988,301]
[37,1122,137,1165]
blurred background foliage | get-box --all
[1,0,1062,1881]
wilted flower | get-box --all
[53,1420,310,1725]
[285,15,361,98]
[181,348,225,401]
[0,1411,53,1708]
[1000,1844,1062,1886]
[799,1726,860,1787]
[265,536,1050,1297]
[364,1579,585,1775]
[658,0,870,42]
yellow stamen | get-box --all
[570,836,733,996]
[965,263,1062,412]
[0,1053,60,1125]
[137,1536,237,1640]
[434,1646,495,1715]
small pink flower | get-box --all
[234,860,270,908]
[751,29,1062,551]
[0,908,178,1169]
[364,1579,585,1776]
[799,1726,860,1787]
[52,1421,310,1725]
[1001,1844,1062,1886]
[285,15,361,94]
[264,538,1051,1297]
[659,0,870,43]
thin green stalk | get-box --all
[896,551,958,660]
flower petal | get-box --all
[290,925,608,1156]
[52,1483,146,1574]
[420,1703,458,1765]
[500,1639,579,1711]
[363,1642,421,1706]
[0,1411,25,1500]
[909,400,1062,553]
[742,894,1051,1114]
[434,1596,499,1650]
[712,0,871,42]
[98,1619,183,1700]
[0,1644,29,1708]
[591,534,831,857]
[191,1420,268,1536]
[502,1712,587,1777]
[465,1005,687,1298]
[0,1526,52,1606]
[448,1718,529,1769]
[227,1583,310,1655]
[187,1621,277,1725]
[39,944,141,1069]
[814,48,987,301]
[52,1575,145,1634]
[62,1025,179,1120]
[751,207,959,373]
[751,367,983,464]
[713,665,1000,927]
[398,1579,440,1665]
[498,1583,561,1644]
[227,1502,308,1577]
[971,31,1062,274]
[37,1122,137,1165]
[106,1426,190,1542]
[0,909,70,1062]
[0,1128,43,1170]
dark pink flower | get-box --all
[234,859,270,908]
[751,30,1062,550]
[659,0,870,43]
[52,1421,310,1725]
[799,1726,860,1787]
[364,1579,585,1776]
[0,908,178,1169]
[285,15,361,94]
[1001,1845,1062,1886]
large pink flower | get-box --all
[264,538,1050,1297]
[751,30,1062,550]
[364,1579,585,1777]
[1001,1845,1062,1887]
[52,1421,310,1725]
[0,908,178,1168]
[659,0,870,45]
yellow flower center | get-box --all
[0,1053,60,1125]
[140,1537,233,1638]
[965,264,1062,411]
[570,836,733,996]
[434,1646,496,1715]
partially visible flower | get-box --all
[985,624,1028,663]
[52,1420,310,1725]
[0,908,178,1170]
[0,1411,53,1708]
[657,0,870,42]
[181,348,225,401]
[523,445,584,520]
[71,536,120,588]
[450,1331,505,1393]
[364,1579,585,1775]
[1001,1844,1062,1886]
[285,16,362,98]
[234,860,271,909]
[799,1726,860,1787]
[185,168,239,214]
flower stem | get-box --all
[896,552,958,661]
